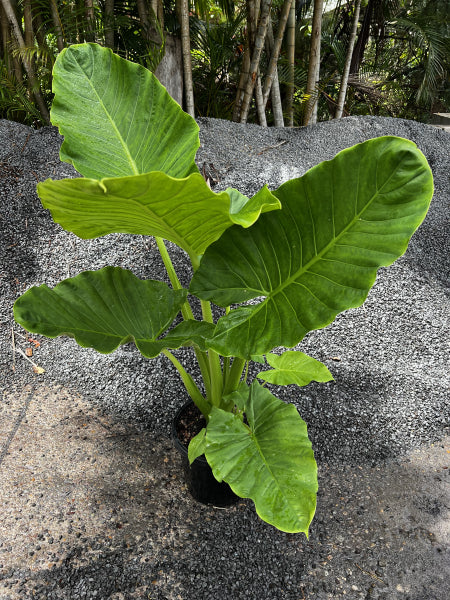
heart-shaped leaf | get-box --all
[205,382,317,534]
[13,267,186,355]
[190,136,433,357]
[51,43,199,179]
[257,351,334,386]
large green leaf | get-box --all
[37,173,281,260]
[51,43,199,179]
[13,267,186,356]
[204,382,317,534]
[257,351,334,386]
[190,136,433,358]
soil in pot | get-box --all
[172,401,239,507]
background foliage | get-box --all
[0,0,448,127]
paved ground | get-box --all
[1,382,449,600]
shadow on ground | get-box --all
[0,384,448,600]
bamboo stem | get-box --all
[262,0,293,110]
[304,0,324,126]
[335,0,362,119]
[239,0,272,124]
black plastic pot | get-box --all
[172,401,238,507]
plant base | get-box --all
[172,401,238,507]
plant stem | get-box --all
[155,236,212,403]
[223,357,246,395]
[208,351,223,407]
[155,236,194,320]
[223,356,230,386]
[195,345,213,404]
[162,349,210,417]
[200,298,214,323]
[200,298,223,406]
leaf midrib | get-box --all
[76,52,140,176]
[247,406,305,529]
[213,154,412,342]
[268,155,408,299]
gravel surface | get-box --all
[0,115,449,599]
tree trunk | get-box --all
[23,0,33,47]
[0,0,50,122]
[286,1,295,127]
[0,4,6,60]
[255,72,267,126]
[31,0,49,50]
[49,0,65,51]
[262,0,292,109]
[233,0,258,122]
[233,0,257,121]
[2,0,22,81]
[246,0,258,48]
[154,33,183,105]
[270,68,284,127]
[304,0,323,126]
[104,0,114,49]
[239,0,272,124]
[177,0,195,117]
[0,3,12,70]
[265,15,284,126]
[84,0,95,42]
[136,0,150,38]
[350,0,373,75]
[23,0,34,100]
[232,45,250,122]
[335,0,361,119]
[157,0,164,29]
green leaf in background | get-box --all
[37,173,281,261]
[190,136,433,358]
[257,351,334,386]
[204,382,317,534]
[51,43,199,179]
[13,267,186,355]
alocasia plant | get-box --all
[14,43,433,535]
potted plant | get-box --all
[14,43,433,535]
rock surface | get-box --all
[0,116,449,599]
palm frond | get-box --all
[0,61,43,125]
[394,14,448,105]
